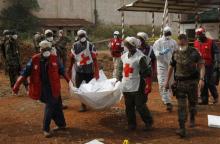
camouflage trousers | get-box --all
[7,65,28,88]
[176,80,198,125]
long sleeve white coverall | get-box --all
[153,36,178,104]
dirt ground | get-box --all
[0,51,220,144]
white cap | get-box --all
[77,29,87,36]
[137,32,148,41]
[59,29,64,34]
[44,29,53,35]
[39,40,52,50]
[113,31,120,35]
[124,36,139,47]
[163,26,172,33]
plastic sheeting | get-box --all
[69,70,122,110]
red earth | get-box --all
[0,51,220,144]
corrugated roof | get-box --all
[39,18,93,27]
[118,0,220,14]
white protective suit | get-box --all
[153,36,178,104]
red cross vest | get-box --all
[110,38,123,58]
[29,54,61,100]
[71,41,93,66]
[121,50,145,92]
[194,38,213,65]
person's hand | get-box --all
[13,85,19,95]
[69,80,74,89]
[160,48,170,55]
[94,70,99,80]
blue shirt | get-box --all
[21,56,65,104]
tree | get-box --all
[0,0,40,32]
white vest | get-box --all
[121,50,145,92]
[71,41,93,66]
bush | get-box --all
[0,0,40,33]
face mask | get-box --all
[114,35,118,38]
[5,35,10,38]
[80,37,87,43]
[12,35,18,40]
[42,51,51,58]
[165,36,171,40]
[179,45,188,51]
[59,33,63,37]
[46,37,53,42]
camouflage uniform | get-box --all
[3,38,27,88]
[55,36,70,67]
[170,47,204,135]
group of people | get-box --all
[109,26,220,137]
[0,25,219,138]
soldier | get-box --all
[55,30,70,68]
[108,31,124,78]
[13,41,72,138]
[1,30,28,91]
[68,29,99,112]
[116,37,153,131]
[194,27,220,105]
[33,32,44,53]
[137,32,156,96]
[153,26,178,112]
[165,34,205,137]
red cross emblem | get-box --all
[123,63,133,77]
[80,53,90,65]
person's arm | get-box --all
[165,66,174,89]
[116,59,123,81]
[139,57,151,79]
[13,59,32,94]
[212,41,220,70]
[198,56,205,87]
[165,53,176,89]
[91,44,99,80]
[58,59,70,83]
[68,52,75,78]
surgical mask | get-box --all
[165,36,171,40]
[114,35,118,38]
[80,37,87,43]
[59,33,63,37]
[12,34,18,40]
[46,37,53,42]
[179,45,188,51]
[42,51,51,58]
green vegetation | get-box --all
[0,0,40,33]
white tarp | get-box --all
[208,115,220,128]
[69,70,122,110]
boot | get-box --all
[166,103,173,112]
[176,122,186,138]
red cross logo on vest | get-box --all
[124,63,134,77]
[80,53,90,65]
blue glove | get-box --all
[159,48,171,55]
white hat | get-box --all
[124,36,139,47]
[137,32,148,41]
[77,29,87,36]
[44,29,53,35]
[113,31,120,35]
[163,26,172,33]
[39,40,52,50]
